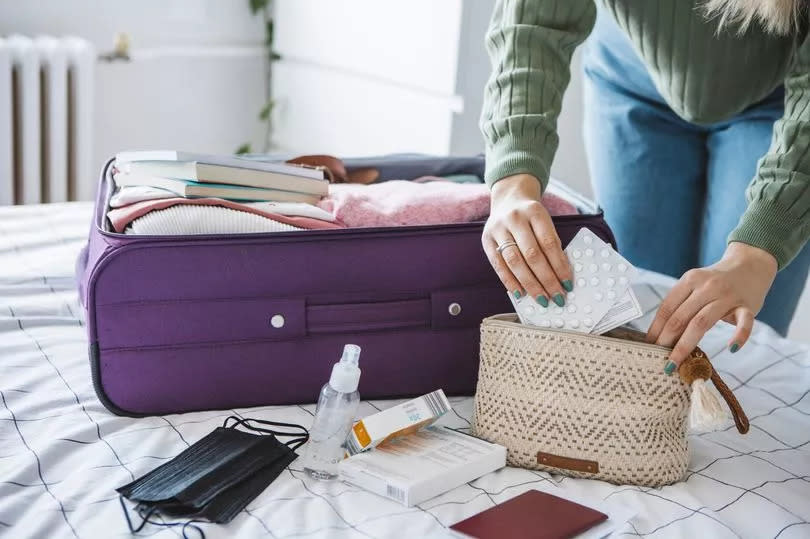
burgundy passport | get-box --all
[450,490,608,539]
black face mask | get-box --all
[117,415,308,537]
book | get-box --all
[114,150,325,180]
[450,490,608,539]
[112,171,321,204]
[117,161,329,196]
[338,426,506,507]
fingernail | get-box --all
[552,293,565,307]
[730,343,740,353]
[513,289,523,299]
[664,361,677,375]
[562,279,574,292]
[536,295,549,307]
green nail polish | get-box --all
[562,280,574,292]
[730,343,740,353]
[513,289,522,299]
[552,293,565,307]
[664,361,677,375]
[536,295,549,307]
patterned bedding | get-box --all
[1,202,808,539]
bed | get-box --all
[1,201,808,539]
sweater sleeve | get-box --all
[728,33,810,270]
[480,0,596,190]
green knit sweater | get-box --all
[481,0,810,269]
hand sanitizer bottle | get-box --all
[302,344,362,480]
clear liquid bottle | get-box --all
[302,344,361,480]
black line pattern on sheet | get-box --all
[14,318,136,482]
[0,390,79,539]
[287,469,375,539]
[774,522,810,538]
[1,208,809,538]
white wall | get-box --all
[0,0,268,196]
[271,0,463,156]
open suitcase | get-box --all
[77,155,615,416]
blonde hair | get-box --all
[703,0,804,35]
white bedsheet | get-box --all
[0,202,808,539]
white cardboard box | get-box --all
[338,426,506,507]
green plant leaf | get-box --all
[265,19,274,45]
[235,143,252,155]
[249,0,268,15]
[259,100,275,121]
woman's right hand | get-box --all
[482,174,573,307]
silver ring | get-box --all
[496,241,519,255]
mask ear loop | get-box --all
[119,496,207,539]
[287,437,308,451]
[222,415,309,441]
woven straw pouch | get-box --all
[474,314,748,487]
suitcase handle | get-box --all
[307,298,431,334]
[304,286,508,334]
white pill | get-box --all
[584,318,594,327]
[602,263,612,271]
[523,305,535,315]
[595,292,604,301]
[601,249,610,258]
[583,234,593,244]
[583,305,593,314]
[619,276,628,285]
[577,278,586,287]
[568,292,576,301]
[606,277,616,287]
[607,290,617,300]
[589,263,598,273]
[585,248,594,257]
[618,263,627,272]
[538,306,548,314]
[567,305,577,313]
[569,319,580,328]
[572,249,582,259]
[574,262,583,272]
[590,277,599,286]
[554,318,564,328]
[541,320,551,327]
[553,306,564,314]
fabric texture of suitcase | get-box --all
[76,155,616,416]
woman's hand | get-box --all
[646,242,778,374]
[482,174,573,307]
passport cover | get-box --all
[450,490,608,539]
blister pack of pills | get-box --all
[509,227,643,334]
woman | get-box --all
[481,0,810,373]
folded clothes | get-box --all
[107,197,342,233]
[317,178,577,228]
[110,185,177,207]
[125,205,307,235]
[109,177,578,234]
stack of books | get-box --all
[112,150,329,204]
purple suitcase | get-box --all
[77,156,615,416]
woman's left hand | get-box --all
[646,242,778,374]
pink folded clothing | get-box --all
[107,197,344,233]
[316,178,577,228]
[107,179,578,233]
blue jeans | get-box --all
[582,8,810,335]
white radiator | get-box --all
[0,35,94,205]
